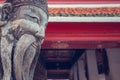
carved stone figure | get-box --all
[0,0,49,80]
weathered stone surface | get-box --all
[0,0,48,80]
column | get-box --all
[106,48,120,80]
[77,59,86,80]
[70,67,74,80]
[73,63,78,80]
[105,75,112,80]
[86,50,99,80]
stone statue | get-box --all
[0,0,49,80]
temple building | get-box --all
[0,0,120,80]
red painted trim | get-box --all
[0,0,5,3]
[46,22,120,34]
[45,33,120,41]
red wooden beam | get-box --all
[45,22,120,41]
[45,33,120,41]
[46,22,120,33]
[42,22,120,49]
[0,0,5,3]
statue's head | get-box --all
[7,0,49,18]
[6,0,49,43]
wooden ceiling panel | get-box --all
[41,49,76,62]
[46,58,71,62]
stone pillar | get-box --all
[105,75,112,80]
[106,48,120,80]
[86,50,99,80]
[77,59,86,80]
[70,67,74,80]
[73,63,78,80]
